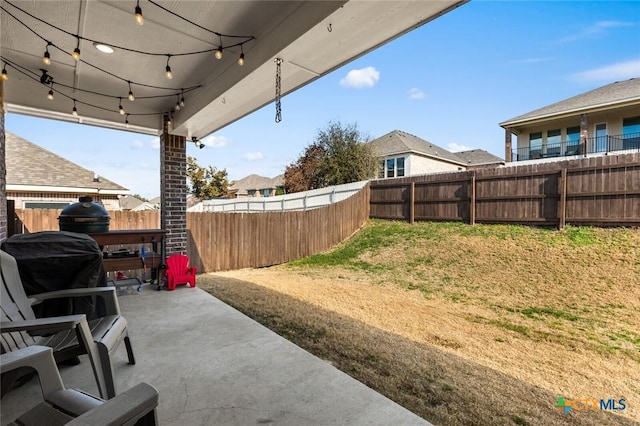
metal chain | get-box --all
[274,58,282,123]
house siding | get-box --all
[408,154,463,174]
[7,192,120,210]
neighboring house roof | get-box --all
[230,174,284,196]
[119,195,145,210]
[500,77,640,128]
[453,149,504,166]
[5,132,128,195]
[368,130,467,166]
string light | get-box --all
[72,36,80,60]
[42,42,52,65]
[1,64,7,80]
[215,36,223,59]
[118,97,125,115]
[128,81,135,101]
[165,55,173,79]
[47,82,54,100]
[237,45,245,66]
[125,113,130,128]
[71,99,78,116]
[134,0,144,25]
[174,94,181,111]
[179,90,185,107]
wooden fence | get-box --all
[12,184,371,273]
[370,153,640,227]
[13,209,161,233]
[186,184,370,272]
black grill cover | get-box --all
[1,231,107,320]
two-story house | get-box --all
[501,77,640,162]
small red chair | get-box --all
[165,254,197,291]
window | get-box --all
[622,116,640,150]
[24,202,70,209]
[529,132,542,159]
[262,189,271,197]
[386,159,395,178]
[566,126,580,155]
[547,129,561,157]
[595,123,607,152]
[379,157,406,178]
[396,157,405,177]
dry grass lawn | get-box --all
[199,220,640,426]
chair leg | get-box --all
[124,335,135,365]
[97,343,116,399]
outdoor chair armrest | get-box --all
[0,346,65,397]
[29,287,121,315]
[66,382,159,426]
[1,314,87,336]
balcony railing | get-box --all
[512,132,640,161]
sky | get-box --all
[6,0,640,200]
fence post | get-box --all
[409,182,415,224]
[470,171,476,225]
[558,168,567,230]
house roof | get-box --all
[500,77,640,128]
[5,131,128,194]
[230,174,284,196]
[119,195,145,210]
[368,130,466,166]
[453,149,504,166]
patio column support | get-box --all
[579,113,588,156]
[0,79,7,242]
[504,129,512,162]
[160,116,187,256]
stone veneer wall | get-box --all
[0,81,7,243]
[160,118,187,255]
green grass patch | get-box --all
[520,306,581,322]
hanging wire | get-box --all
[274,58,283,123]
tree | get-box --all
[186,156,231,199]
[284,121,377,193]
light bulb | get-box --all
[43,50,51,65]
[135,5,144,25]
[215,47,223,60]
[128,90,135,101]
[125,118,130,128]
[237,53,245,66]
[165,65,173,79]
[47,89,54,100]
[72,47,81,61]
[72,106,78,116]
[119,102,125,115]
[175,102,181,111]
[1,68,7,81]
[180,97,185,107]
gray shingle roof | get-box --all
[453,149,504,166]
[230,174,283,195]
[367,130,466,165]
[5,131,128,191]
[500,77,640,127]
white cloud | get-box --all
[201,135,231,148]
[243,151,264,161]
[150,137,160,149]
[133,137,160,149]
[132,140,145,148]
[408,88,425,100]
[572,59,640,83]
[447,143,472,153]
[339,66,380,89]
[556,20,634,43]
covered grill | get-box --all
[58,196,110,233]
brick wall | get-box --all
[0,81,7,243]
[160,118,187,255]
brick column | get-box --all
[504,129,513,162]
[160,117,187,255]
[0,79,7,243]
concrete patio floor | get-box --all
[1,284,430,425]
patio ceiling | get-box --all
[1,0,467,138]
